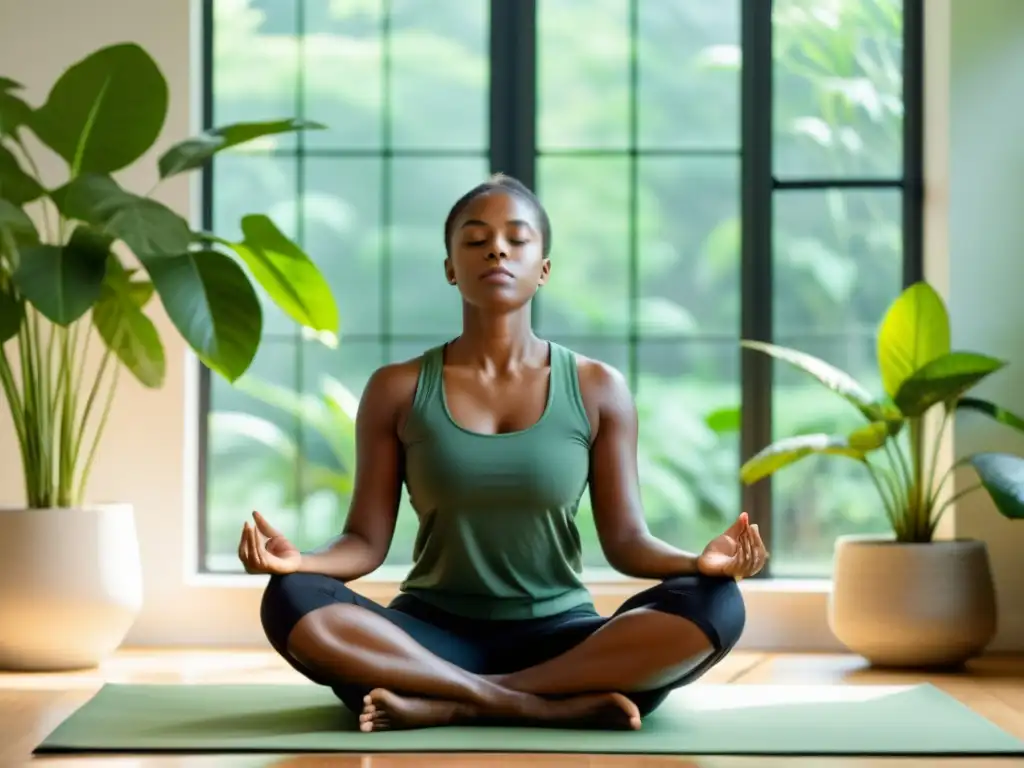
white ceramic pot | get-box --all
[0,504,143,671]
[828,534,997,668]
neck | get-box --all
[454,303,539,371]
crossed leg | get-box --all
[260,573,745,731]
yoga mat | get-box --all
[36,682,1024,756]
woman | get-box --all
[238,173,768,733]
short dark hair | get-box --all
[443,173,552,257]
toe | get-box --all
[359,720,373,733]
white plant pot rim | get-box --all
[835,533,987,548]
[0,502,132,513]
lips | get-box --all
[480,266,514,280]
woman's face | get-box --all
[445,191,550,311]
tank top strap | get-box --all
[410,342,446,416]
[547,342,592,441]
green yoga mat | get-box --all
[36,682,1024,756]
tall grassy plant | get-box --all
[0,43,338,509]
[740,282,1024,542]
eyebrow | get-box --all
[460,218,534,229]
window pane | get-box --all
[302,0,384,151]
[389,156,490,336]
[292,339,386,554]
[547,339,631,570]
[638,156,740,338]
[638,1,740,150]
[212,0,299,150]
[205,338,299,572]
[637,341,740,557]
[772,0,904,179]
[770,332,892,577]
[212,153,297,335]
[535,157,630,337]
[773,188,902,336]
[303,157,383,335]
[537,0,630,151]
[390,0,489,150]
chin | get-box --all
[462,288,535,313]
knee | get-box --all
[260,572,338,651]
[654,574,746,651]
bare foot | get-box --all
[359,688,641,732]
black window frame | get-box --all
[197,0,925,577]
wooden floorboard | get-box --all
[1,649,1022,767]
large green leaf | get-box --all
[0,287,23,342]
[0,145,44,205]
[0,198,38,248]
[225,214,338,333]
[877,281,950,398]
[142,249,262,382]
[28,43,168,174]
[158,118,326,179]
[958,397,1024,434]
[92,258,165,388]
[0,86,31,137]
[51,173,191,257]
[12,226,109,324]
[848,421,891,451]
[894,351,1006,416]
[740,432,865,485]
[741,340,881,419]
[967,452,1024,521]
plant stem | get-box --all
[908,417,927,541]
[863,459,901,537]
[882,440,909,511]
[930,481,984,537]
[927,406,952,507]
[76,351,121,504]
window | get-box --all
[200,0,922,579]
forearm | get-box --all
[607,533,700,579]
[297,532,382,581]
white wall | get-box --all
[0,0,1021,651]
[944,0,1024,650]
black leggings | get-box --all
[261,573,746,717]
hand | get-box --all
[697,512,769,580]
[238,511,302,575]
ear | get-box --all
[538,258,551,286]
[444,257,456,285]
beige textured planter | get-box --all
[828,534,997,668]
[0,504,143,671]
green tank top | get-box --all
[398,341,594,620]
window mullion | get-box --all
[740,0,775,570]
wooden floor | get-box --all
[2,649,1023,767]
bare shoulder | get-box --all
[571,352,635,432]
[360,356,422,429]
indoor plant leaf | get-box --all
[141,249,262,382]
[92,258,165,388]
[0,286,23,342]
[741,340,882,420]
[0,198,38,247]
[848,421,890,451]
[894,351,1006,417]
[0,145,44,205]
[51,173,191,257]
[705,405,740,433]
[225,214,339,334]
[877,281,950,398]
[0,88,31,137]
[740,433,865,485]
[12,225,109,324]
[27,43,168,174]
[157,118,326,179]
[957,397,1024,434]
[967,452,1024,521]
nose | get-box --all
[486,250,508,260]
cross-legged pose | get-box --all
[238,173,769,733]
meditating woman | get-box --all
[238,173,769,733]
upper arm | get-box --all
[578,358,650,560]
[340,360,418,566]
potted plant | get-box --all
[741,281,1024,668]
[0,43,338,670]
